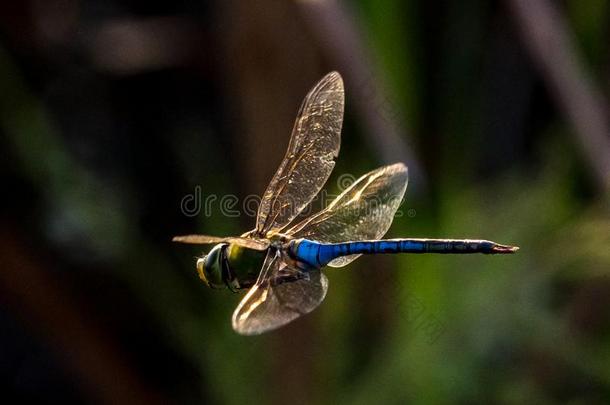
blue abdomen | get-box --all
[289,239,428,269]
[289,238,500,269]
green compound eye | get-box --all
[197,244,226,289]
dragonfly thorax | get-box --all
[225,244,266,289]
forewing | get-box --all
[286,163,408,267]
[232,250,329,335]
[255,72,344,236]
[172,234,270,251]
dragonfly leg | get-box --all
[271,271,308,287]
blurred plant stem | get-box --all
[218,1,322,403]
[296,0,427,195]
[506,0,610,194]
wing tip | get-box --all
[323,71,344,89]
[232,324,261,336]
[326,70,342,80]
[384,162,409,176]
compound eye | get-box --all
[199,244,228,289]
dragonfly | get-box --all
[174,71,518,335]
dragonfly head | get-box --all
[197,243,227,289]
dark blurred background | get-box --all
[1,0,610,404]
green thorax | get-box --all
[226,244,267,288]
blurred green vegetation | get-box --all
[1,1,609,404]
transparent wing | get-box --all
[286,163,408,267]
[172,234,270,251]
[232,249,329,335]
[255,72,344,236]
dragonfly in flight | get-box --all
[174,71,518,335]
